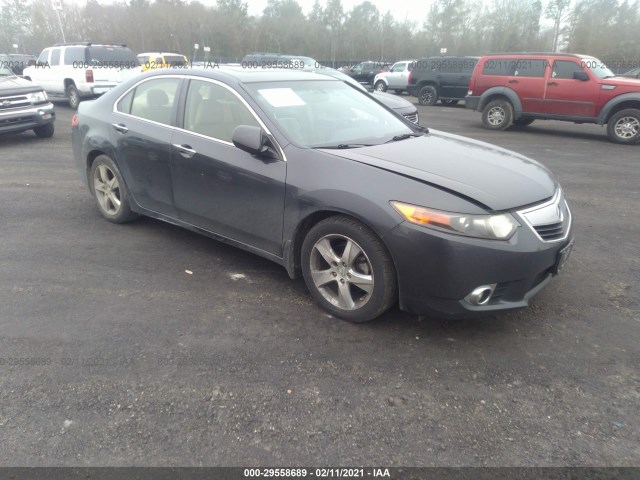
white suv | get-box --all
[373,60,415,94]
[23,43,141,109]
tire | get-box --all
[33,122,54,138]
[67,84,81,109]
[301,216,397,323]
[441,99,459,105]
[418,85,438,106]
[512,118,535,127]
[89,155,138,223]
[374,81,387,92]
[606,109,640,144]
[481,99,513,130]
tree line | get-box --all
[1,0,639,70]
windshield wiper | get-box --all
[315,143,377,149]
[384,132,425,143]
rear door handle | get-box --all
[112,123,128,134]
[508,79,519,84]
[173,143,197,158]
[547,81,558,86]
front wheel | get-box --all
[482,99,513,130]
[374,81,387,92]
[418,85,438,106]
[89,155,139,223]
[607,109,640,144]
[301,216,397,322]
[33,122,54,138]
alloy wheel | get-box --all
[93,164,121,215]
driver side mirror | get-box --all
[232,125,277,159]
[573,71,589,81]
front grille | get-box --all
[403,112,419,124]
[0,95,30,111]
[0,115,33,126]
[517,189,571,243]
[534,222,566,241]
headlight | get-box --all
[391,201,519,240]
[29,91,48,103]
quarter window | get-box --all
[552,60,584,79]
[183,80,260,142]
[513,59,547,78]
[50,48,61,66]
[482,58,515,76]
[129,78,180,125]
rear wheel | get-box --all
[67,84,81,109]
[607,109,640,144]
[374,81,387,92]
[418,85,438,106]
[90,155,138,223]
[301,216,397,322]
[33,122,54,138]
[482,99,513,130]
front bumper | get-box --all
[0,102,55,135]
[385,219,574,318]
[464,95,480,111]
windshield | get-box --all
[246,80,413,148]
[581,57,615,79]
[0,67,14,76]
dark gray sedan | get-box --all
[72,69,573,322]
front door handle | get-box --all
[547,81,558,86]
[112,123,128,134]
[173,143,197,158]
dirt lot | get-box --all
[0,100,638,467]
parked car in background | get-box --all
[0,53,37,75]
[344,61,390,86]
[373,60,415,93]
[0,67,55,137]
[465,53,640,144]
[23,42,140,108]
[138,52,188,71]
[618,67,640,79]
[72,68,573,322]
[407,56,479,105]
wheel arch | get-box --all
[598,94,640,124]
[478,87,522,117]
[283,209,398,281]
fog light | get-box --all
[464,284,497,306]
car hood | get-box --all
[371,91,414,109]
[321,130,557,211]
[0,74,43,96]
[604,77,640,87]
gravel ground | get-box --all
[0,100,638,467]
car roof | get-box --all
[481,52,591,59]
[146,67,336,84]
[138,52,185,56]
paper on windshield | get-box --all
[258,88,306,107]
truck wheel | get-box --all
[418,85,437,106]
[67,84,81,109]
[374,81,387,92]
[607,109,640,144]
[33,123,55,138]
[482,99,513,130]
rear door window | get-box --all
[129,78,181,125]
[513,59,547,78]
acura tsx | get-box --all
[71,68,573,322]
